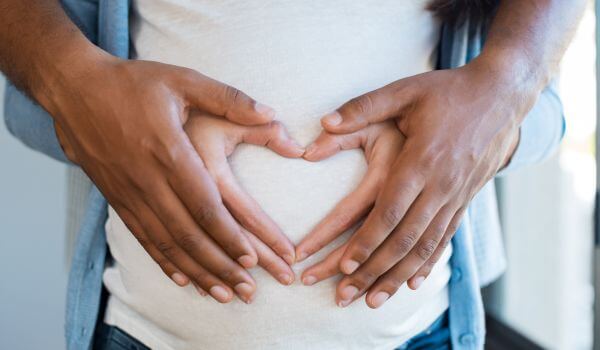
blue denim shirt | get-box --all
[3,1,565,349]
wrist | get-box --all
[466,51,546,125]
[473,46,549,95]
[32,39,118,120]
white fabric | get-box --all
[103,1,452,349]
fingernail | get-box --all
[341,259,360,274]
[296,251,308,262]
[337,299,351,308]
[371,292,390,308]
[171,272,189,286]
[278,273,294,285]
[238,255,256,268]
[322,112,342,127]
[234,282,255,303]
[340,285,359,301]
[283,253,295,266]
[209,285,231,303]
[194,284,207,297]
[302,275,317,286]
[254,103,276,119]
[412,276,425,289]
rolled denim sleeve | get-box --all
[3,82,71,164]
[497,80,565,176]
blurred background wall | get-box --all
[0,75,69,349]
[484,3,596,349]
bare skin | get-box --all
[297,0,586,309]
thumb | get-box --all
[181,69,275,125]
[321,79,417,134]
[241,121,305,158]
[303,129,366,162]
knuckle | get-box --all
[446,221,460,235]
[431,223,446,239]
[269,120,284,134]
[418,149,441,171]
[382,204,404,229]
[412,212,432,228]
[192,205,217,226]
[417,239,438,261]
[391,231,418,255]
[240,213,260,231]
[176,232,204,251]
[352,270,379,288]
[350,241,374,263]
[260,259,278,273]
[222,85,241,115]
[384,276,404,290]
[438,171,461,195]
[332,211,354,230]
[217,268,234,282]
[218,267,245,283]
[156,241,177,257]
[349,95,374,115]
[221,237,242,254]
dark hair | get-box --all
[428,0,498,24]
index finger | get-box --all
[321,79,418,134]
[178,68,275,125]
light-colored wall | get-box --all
[485,4,596,348]
[490,157,594,349]
[0,76,68,349]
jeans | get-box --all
[93,323,150,350]
[93,311,450,350]
[396,311,451,350]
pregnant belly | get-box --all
[230,144,366,245]
[104,145,452,350]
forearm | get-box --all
[476,0,585,107]
[0,0,106,115]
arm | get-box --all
[3,0,99,164]
[0,0,297,303]
[304,0,584,308]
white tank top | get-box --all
[103,1,452,349]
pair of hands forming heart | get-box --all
[183,110,408,306]
[296,64,521,310]
[186,58,521,310]
[53,57,520,309]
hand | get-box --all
[294,121,404,287]
[316,61,522,308]
[184,113,304,292]
[50,54,294,304]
